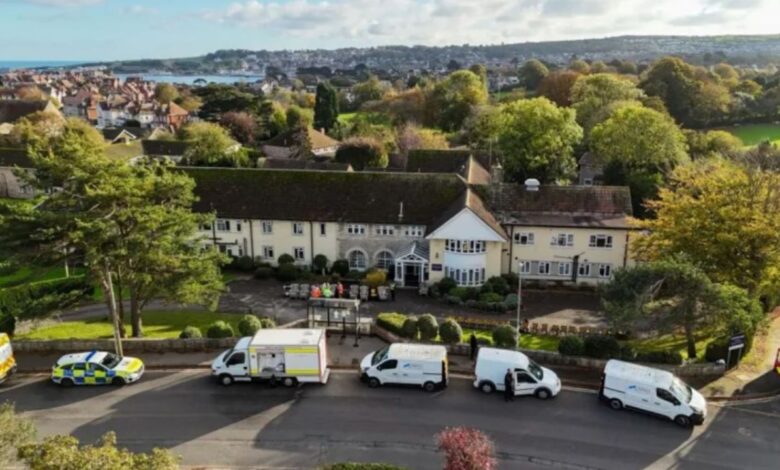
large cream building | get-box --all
[186,153,634,288]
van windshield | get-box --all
[528,360,544,381]
[371,346,390,366]
[222,348,234,364]
[671,378,693,404]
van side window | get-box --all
[516,372,536,383]
[377,359,398,371]
[656,388,679,405]
[227,352,245,366]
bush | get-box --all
[450,287,479,302]
[332,259,350,277]
[583,335,621,359]
[417,314,439,341]
[0,313,16,336]
[346,270,363,280]
[238,314,263,336]
[445,295,463,306]
[335,136,389,170]
[206,321,235,339]
[635,350,683,365]
[275,264,301,282]
[465,299,478,309]
[504,294,518,310]
[483,276,510,296]
[619,344,637,361]
[233,255,255,272]
[260,317,276,328]
[558,336,585,356]
[364,270,387,288]
[492,325,518,349]
[179,326,202,339]
[401,316,419,340]
[376,313,407,336]
[277,253,295,265]
[479,292,503,303]
[0,276,93,321]
[254,267,273,279]
[436,427,496,470]
[439,318,463,344]
[705,338,730,362]
[312,254,329,273]
[437,277,457,295]
[501,272,519,289]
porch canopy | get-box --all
[394,241,429,287]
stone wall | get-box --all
[13,338,236,354]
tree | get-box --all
[570,73,645,132]
[497,97,583,183]
[428,70,488,131]
[175,94,203,113]
[685,130,742,160]
[0,402,36,468]
[396,123,448,162]
[18,432,179,470]
[181,122,247,167]
[462,105,502,153]
[569,59,591,74]
[538,70,581,107]
[639,57,702,126]
[286,105,314,129]
[713,63,739,82]
[154,83,179,104]
[633,159,780,295]
[352,75,388,108]
[335,137,388,170]
[436,427,496,470]
[193,83,264,120]
[313,82,339,132]
[219,111,258,145]
[518,59,549,91]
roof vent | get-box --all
[524,178,540,192]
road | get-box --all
[1,371,778,469]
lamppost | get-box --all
[516,261,523,338]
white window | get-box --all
[538,262,551,275]
[320,223,327,236]
[514,232,534,245]
[262,246,274,259]
[404,226,424,237]
[445,239,486,254]
[519,261,531,274]
[292,222,304,235]
[347,224,366,235]
[262,221,273,234]
[445,266,486,286]
[598,264,612,278]
[348,250,367,270]
[578,263,591,277]
[294,247,305,260]
[551,233,574,247]
[558,262,572,277]
[375,250,394,270]
[589,234,613,248]
[216,219,230,232]
[375,225,395,236]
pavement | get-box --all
[1,370,779,469]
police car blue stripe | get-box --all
[85,350,98,362]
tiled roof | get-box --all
[406,149,491,184]
[259,159,353,171]
[427,188,508,240]
[263,127,340,150]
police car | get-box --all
[51,351,145,387]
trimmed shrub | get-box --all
[479,292,503,303]
[313,254,329,273]
[439,318,463,344]
[558,336,585,356]
[437,277,457,295]
[364,270,387,287]
[277,253,295,265]
[401,316,419,340]
[635,350,683,365]
[483,276,510,296]
[492,325,518,349]
[445,295,463,306]
[233,255,255,272]
[0,313,16,336]
[260,317,276,329]
[417,314,439,341]
[450,287,479,302]
[254,267,273,279]
[583,335,621,359]
[275,264,301,282]
[206,321,234,339]
[332,259,350,277]
[501,272,519,289]
[376,313,407,336]
[179,326,202,339]
[504,294,518,310]
[238,314,262,336]
[705,338,730,362]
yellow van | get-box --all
[0,333,17,385]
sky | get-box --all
[0,0,778,61]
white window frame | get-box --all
[261,221,273,234]
[519,261,531,274]
[216,219,230,232]
[375,250,394,270]
[347,224,366,236]
[292,222,304,236]
[589,234,614,248]
[558,262,572,277]
[293,247,305,260]
[375,225,395,236]
[598,264,612,278]
[445,239,486,254]
[551,233,574,247]
[514,232,534,245]
[578,263,591,277]
[538,261,551,275]
[404,226,424,237]
[262,246,274,259]
[348,249,367,270]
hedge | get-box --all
[376,313,407,336]
[417,314,438,342]
[401,317,419,339]
[558,336,584,356]
[492,325,518,349]
[583,335,621,359]
[439,318,463,344]
[0,275,93,320]
[206,321,235,338]
[179,326,203,339]
[238,314,263,336]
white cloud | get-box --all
[14,0,103,6]
[198,0,778,46]
[124,5,158,15]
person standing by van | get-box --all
[469,333,478,360]
[504,369,514,402]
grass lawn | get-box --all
[338,112,357,125]
[721,123,780,146]
[104,140,143,161]
[627,332,713,361]
[461,328,560,351]
[16,310,244,340]
[0,264,85,289]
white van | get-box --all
[211,329,330,387]
[601,360,707,427]
[473,347,561,399]
[360,344,448,392]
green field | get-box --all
[338,112,357,125]
[722,123,780,146]
[0,264,85,289]
[16,310,244,340]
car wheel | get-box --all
[282,377,297,388]
[59,378,74,388]
[535,388,551,400]
[112,377,127,386]
[219,374,234,386]
[480,382,495,394]
[609,398,623,410]
[674,415,692,428]
[368,377,380,388]
[423,381,436,392]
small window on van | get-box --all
[656,388,680,405]
[516,372,536,384]
[227,352,246,366]
[377,359,398,371]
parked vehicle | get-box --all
[775,348,779,375]
[600,359,707,427]
[0,333,17,385]
[211,328,330,387]
[360,343,448,392]
[51,350,144,387]
[473,347,561,399]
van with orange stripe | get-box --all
[0,333,18,385]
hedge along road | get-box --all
[1,370,778,470]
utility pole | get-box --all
[516,261,523,340]
[105,260,123,357]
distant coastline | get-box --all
[0,60,85,71]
